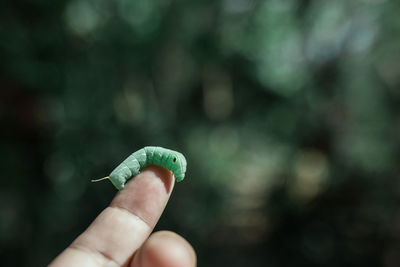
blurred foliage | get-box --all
[1,0,400,266]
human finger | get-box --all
[49,165,175,267]
[130,231,196,267]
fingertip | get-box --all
[111,165,175,228]
[133,231,196,267]
[141,165,175,194]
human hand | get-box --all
[49,165,196,267]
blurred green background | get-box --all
[1,0,400,266]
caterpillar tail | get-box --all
[91,176,110,183]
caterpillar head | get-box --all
[169,152,187,182]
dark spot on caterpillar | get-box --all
[173,157,177,162]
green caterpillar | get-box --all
[92,146,187,190]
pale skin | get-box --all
[49,165,197,267]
